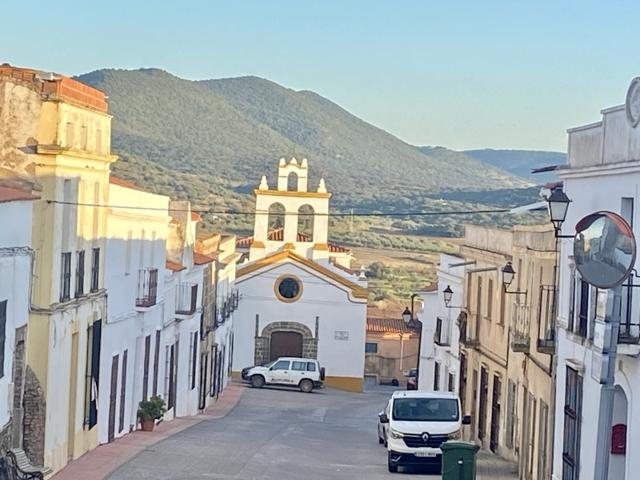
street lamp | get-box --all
[402,307,412,324]
[443,285,462,308]
[546,187,573,238]
[501,262,527,296]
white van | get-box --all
[378,390,470,473]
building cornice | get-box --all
[560,159,640,179]
[254,189,332,199]
[36,144,118,164]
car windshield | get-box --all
[262,361,276,368]
[392,398,459,422]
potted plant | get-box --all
[137,396,166,432]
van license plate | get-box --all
[415,452,436,457]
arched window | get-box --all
[297,205,314,241]
[268,203,286,232]
[287,171,298,191]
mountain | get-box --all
[76,69,529,196]
[463,149,566,183]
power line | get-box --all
[45,199,517,218]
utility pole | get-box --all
[593,286,622,480]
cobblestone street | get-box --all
[107,384,516,479]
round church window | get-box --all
[275,276,302,302]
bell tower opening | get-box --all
[297,205,315,241]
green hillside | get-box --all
[76,68,540,239]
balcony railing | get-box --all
[511,303,530,352]
[536,285,557,354]
[176,283,198,315]
[136,268,158,308]
[459,312,480,348]
[434,317,451,346]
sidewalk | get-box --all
[477,449,518,479]
[51,384,245,480]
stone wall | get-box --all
[22,367,45,464]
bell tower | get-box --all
[250,158,331,262]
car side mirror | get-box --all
[462,415,471,425]
[379,413,389,424]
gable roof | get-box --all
[236,250,368,299]
[367,317,417,335]
[236,228,350,253]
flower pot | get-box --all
[140,419,155,432]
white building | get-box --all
[99,177,170,444]
[552,79,640,480]
[0,179,38,450]
[232,159,368,392]
[163,202,206,419]
[417,253,466,394]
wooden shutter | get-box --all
[143,335,151,400]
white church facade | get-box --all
[232,158,368,392]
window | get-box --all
[538,400,549,480]
[95,129,102,153]
[152,330,160,396]
[80,125,88,150]
[306,362,316,372]
[142,335,150,400]
[65,122,74,147]
[392,398,459,422]
[562,367,582,480]
[577,277,590,337]
[291,361,306,371]
[365,342,378,354]
[271,360,290,370]
[75,250,85,297]
[190,331,198,390]
[275,276,302,302]
[434,362,440,391]
[119,350,128,433]
[505,380,516,449]
[0,301,6,378]
[487,279,494,319]
[499,287,506,325]
[61,252,72,301]
[91,248,100,292]
[84,319,101,429]
[448,373,455,392]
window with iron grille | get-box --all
[61,252,72,302]
[75,250,85,297]
[562,367,582,480]
[91,248,100,292]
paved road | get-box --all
[109,385,515,479]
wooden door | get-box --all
[490,375,501,452]
[459,353,467,413]
[471,369,478,436]
[478,367,488,441]
[199,352,208,410]
[269,331,303,361]
[108,355,119,442]
[119,350,128,434]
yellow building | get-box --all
[0,65,115,472]
[458,224,556,479]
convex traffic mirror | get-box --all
[574,211,637,289]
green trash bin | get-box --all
[441,441,480,480]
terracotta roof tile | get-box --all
[193,252,214,265]
[0,184,40,203]
[166,260,186,272]
[367,317,417,335]
[191,211,202,222]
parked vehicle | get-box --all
[243,357,325,393]
[405,368,418,390]
[377,406,389,446]
[378,390,470,473]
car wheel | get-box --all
[251,375,265,388]
[387,452,398,473]
[299,379,313,393]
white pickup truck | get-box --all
[241,357,325,393]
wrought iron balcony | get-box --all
[434,317,451,347]
[536,285,557,354]
[619,281,640,344]
[136,268,158,308]
[459,312,480,348]
[511,303,530,352]
[176,283,198,315]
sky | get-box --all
[2,1,640,151]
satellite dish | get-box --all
[573,211,636,289]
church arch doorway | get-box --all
[270,331,303,360]
[255,321,317,365]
